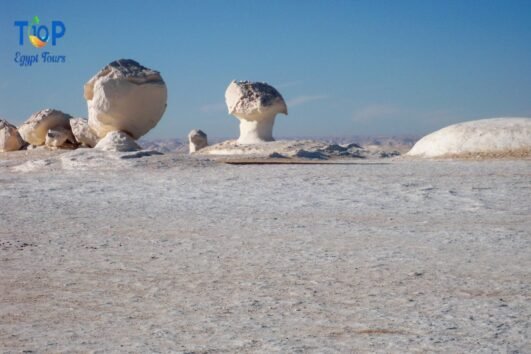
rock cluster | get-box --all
[2,59,166,154]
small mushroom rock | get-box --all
[70,117,99,147]
[84,59,167,140]
[94,131,141,152]
[225,80,288,144]
[188,129,208,153]
[45,127,76,149]
[18,109,72,146]
[0,119,25,152]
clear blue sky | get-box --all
[1,0,530,139]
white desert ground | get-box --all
[0,145,530,353]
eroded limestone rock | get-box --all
[84,59,167,139]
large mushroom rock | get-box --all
[225,80,288,144]
[407,118,531,158]
[188,129,208,153]
[94,131,141,152]
[18,109,72,146]
[84,59,167,140]
[70,117,99,147]
[45,127,76,149]
[0,119,25,152]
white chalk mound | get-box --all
[18,109,72,146]
[225,80,287,144]
[84,59,167,140]
[188,129,208,153]
[407,118,531,158]
[0,119,25,152]
[94,131,141,152]
[70,117,99,147]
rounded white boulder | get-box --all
[407,118,531,158]
[84,59,167,139]
[70,117,99,147]
[225,80,287,144]
[0,119,25,152]
[18,109,72,146]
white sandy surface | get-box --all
[1,151,530,352]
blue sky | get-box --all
[1,0,530,139]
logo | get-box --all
[14,16,66,48]
[13,16,67,67]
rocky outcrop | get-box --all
[45,127,76,149]
[18,109,72,146]
[225,80,287,144]
[407,118,531,158]
[84,59,167,139]
[94,131,141,152]
[188,129,208,153]
[0,119,25,152]
[70,117,99,147]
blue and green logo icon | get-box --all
[14,16,66,48]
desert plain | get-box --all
[0,147,530,353]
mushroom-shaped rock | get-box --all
[94,131,141,152]
[0,119,25,152]
[70,117,99,147]
[84,59,167,140]
[45,127,76,149]
[407,118,531,158]
[18,109,72,146]
[188,129,208,153]
[225,80,287,144]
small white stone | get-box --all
[188,129,208,153]
[45,127,76,149]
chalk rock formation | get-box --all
[45,127,76,148]
[18,109,72,145]
[0,119,25,152]
[225,80,288,144]
[94,131,141,152]
[84,59,167,139]
[407,118,531,158]
[70,117,99,147]
[188,129,208,153]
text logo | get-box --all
[14,16,66,48]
